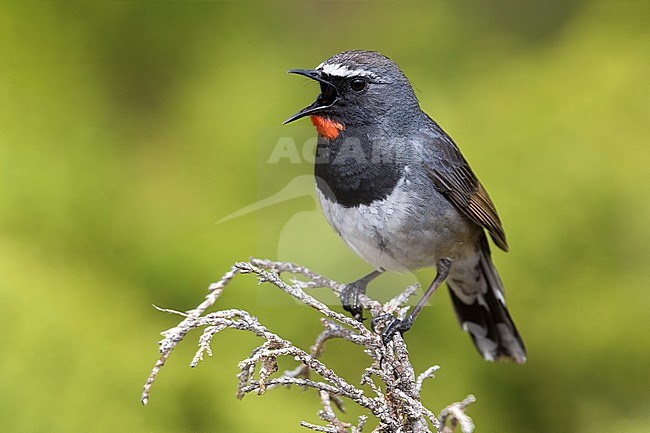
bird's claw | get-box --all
[341,281,365,321]
[372,314,414,345]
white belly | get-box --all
[317,178,475,271]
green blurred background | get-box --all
[1,1,649,432]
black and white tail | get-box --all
[447,234,527,363]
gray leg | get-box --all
[342,269,384,321]
[380,258,451,344]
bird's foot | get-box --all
[340,270,384,322]
[372,314,414,345]
[341,281,366,321]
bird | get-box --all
[283,50,526,363]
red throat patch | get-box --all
[310,116,345,140]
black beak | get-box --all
[284,69,338,124]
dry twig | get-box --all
[142,259,476,433]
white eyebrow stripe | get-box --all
[318,63,379,80]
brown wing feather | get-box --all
[467,183,508,251]
[426,164,509,252]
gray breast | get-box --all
[317,165,476,271]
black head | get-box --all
[284,50,420,128]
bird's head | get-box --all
[284,50,420,139]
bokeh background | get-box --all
[1,1,649,432]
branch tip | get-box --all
[143,259,476,433]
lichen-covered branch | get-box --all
[142,259,476,433]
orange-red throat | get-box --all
[310,115,345,140]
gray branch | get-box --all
[142,259,476,433]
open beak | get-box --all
[283,69,338,124]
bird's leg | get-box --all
[379,258,452,344]
[341,269,384,321]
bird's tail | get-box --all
[447,234,527,363]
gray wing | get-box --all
[423,128,509,252]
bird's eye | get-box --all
[350,78,367,92]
